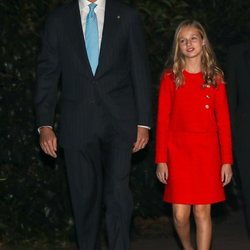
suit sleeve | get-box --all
[214,83,233,164]
[128,9,152,127]
[155,74,173,163]
[34,13,61,128]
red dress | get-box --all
[155,70,233,204]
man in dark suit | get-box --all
[227,43,250,235]
[34,0,151,249]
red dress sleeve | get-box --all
[155,72,174,163]
[214,82,233,164]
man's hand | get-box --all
[132,127,149,153]
[39,127,57,158]
[221,164,233,186]
[156,163,168,184]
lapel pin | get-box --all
[117,15,120,19]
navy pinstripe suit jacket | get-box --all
[35,0,151,148]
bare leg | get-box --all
[173,204,194,250]
[193,204,212,250]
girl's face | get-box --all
[178,26,205,59]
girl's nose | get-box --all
[186,39,191,46]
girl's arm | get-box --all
[156,163,168,184]
[155,73,173,163]
[214,83,233,164]
[155,72,173,184]
[221,163,233,186]
[214,83,233,185]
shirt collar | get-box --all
[79,0,105,9]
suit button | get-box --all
[205,104,210,109]
[205,95,211,99]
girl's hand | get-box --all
[156,163,168,184]
[221,164,233,186]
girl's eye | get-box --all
[191,36,198,40]
[179,39,186,44]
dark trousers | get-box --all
[64,104,134,250]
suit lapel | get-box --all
[64,0,120,77]
[65,1,93,76]
[95,0,120,76]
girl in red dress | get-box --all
[155,20,233,250]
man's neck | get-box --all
[80,0,106,9]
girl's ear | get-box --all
[202,40,206,46]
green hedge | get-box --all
[1,0,249,246]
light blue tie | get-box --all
[85,3,99,75]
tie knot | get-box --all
[88,3,97,13]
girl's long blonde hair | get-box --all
[169,20,224,87]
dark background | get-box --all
[1,0,250,247]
